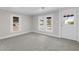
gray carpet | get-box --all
[0,32,79,51]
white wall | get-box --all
[61,8,77,40]
[0,7,78,42]
[0,10,33,39]
[32,8,78,42]
[32,10,60,38]
[77,8,79,42]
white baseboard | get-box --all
[0,31,60,40]
[0,31,31,40]
[33,31,78,42]
[0,31,78,42]
[33,31,60,38]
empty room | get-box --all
[0,7,79,51]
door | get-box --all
[61,8,76,40]
[38,16,46,31]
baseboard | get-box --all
[0,31,78,43]
[0,31,32,40]
[33,31,78,42]
[33,31,60,38]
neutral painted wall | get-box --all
[61,8,77,40]
[0,8,78,42]
[32,8,78,41]
[77,8,79,42]
[0,10,32,39]
[32,10,60,38]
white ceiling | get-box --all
[0,7,59,16]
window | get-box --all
[46,17,53,32]
[12,16,21,32]
[64,14,74,25]
[39,17,45,31]
[38,16,53,32]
